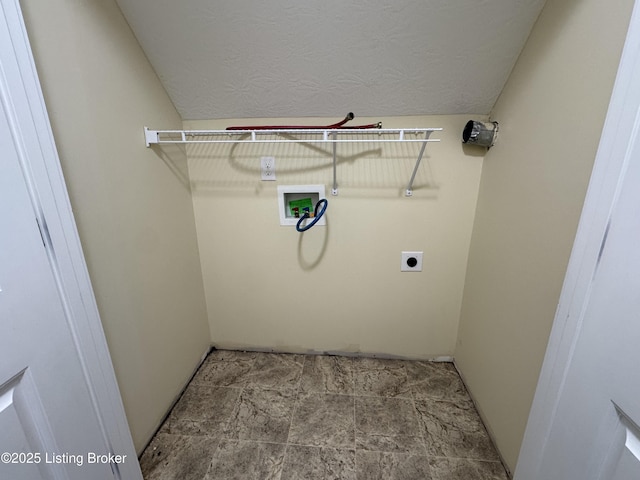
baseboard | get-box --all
[211,343,453,362]
[138,345,214,458]
[453,359,513,479]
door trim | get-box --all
[0,1,141,478]
[514,0,640,478]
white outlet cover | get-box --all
[261,156,276,181]
[401,251,423,272]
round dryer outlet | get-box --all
[401,251,423,272]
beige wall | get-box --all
[22,0,211,452]
[185,115,483,359]
[20,0,633,465]
[455,0,635,472]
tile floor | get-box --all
[139,350,509,480]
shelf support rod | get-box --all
[331,131,338,195]
[405,130,434,197]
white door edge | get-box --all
[0,1,141,478]
[514,0,640,478]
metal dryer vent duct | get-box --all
[462,120,499,148]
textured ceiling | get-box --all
[116,0,546,120]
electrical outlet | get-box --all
[401,251,423,272]
[261,156,276,181]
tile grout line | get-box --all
[279,354,306,480]
[409,384,431,459]
[200,436,223,480]
[217,352,259,447]
[201,353,257,480]
[221,351,258,442]
[429,454,507,462]
[408,380,438,480]
[353,357,358,476]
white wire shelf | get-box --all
[143,126,442,196]
[144,127,442,146]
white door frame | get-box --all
[514,0,640,478]
[0,1,141,478]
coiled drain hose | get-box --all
[296,199,328,233]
